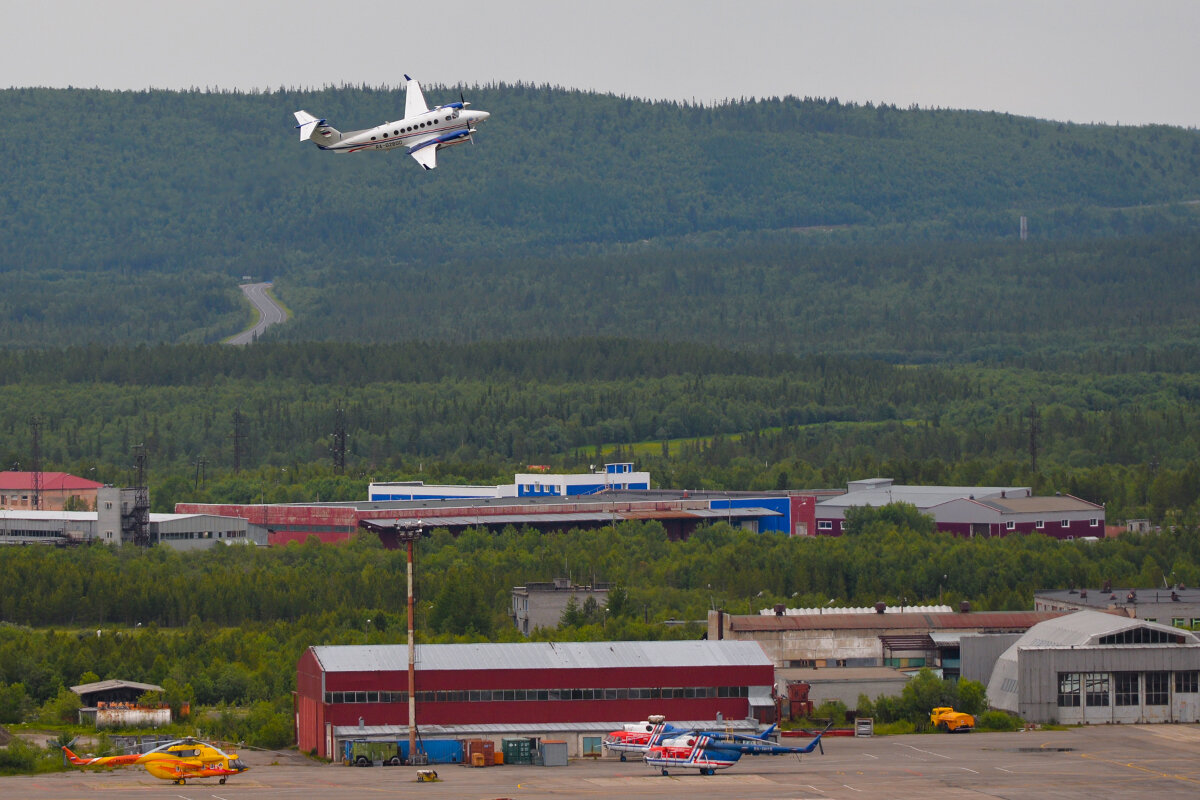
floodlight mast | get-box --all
[392,522,425,762]
[357,517,428,762]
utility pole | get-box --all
[29,416,42,510]
[231,410,247,474]
[1028,403,1041,473]
[192,457,207,490]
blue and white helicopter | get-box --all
[643,722,832,776]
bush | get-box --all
[872,719,916,736]
[813,699,848,726]
[0,737,67,775]
[0,683,31,724]
[36,688,81,726]
[976,710,1022,731]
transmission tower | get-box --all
[129,444,151,546]
[231,410,248,474]
[29,416,42,510]
[331,404,348,475]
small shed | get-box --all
[71,679,163,707]
[539,739,568,767]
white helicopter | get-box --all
[294,76,489,170]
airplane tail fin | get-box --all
[63,746,84,765]
[293,111,342,145]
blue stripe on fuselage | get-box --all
[320,121,466,153]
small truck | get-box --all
[930,707,975,732]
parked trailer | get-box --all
[342,739,464,766]
[344,740,403,766]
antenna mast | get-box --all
[29,416,42,510]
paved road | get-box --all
[5,726,1200,799]
[228,282,285,345]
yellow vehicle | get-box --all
[930,707,975,732]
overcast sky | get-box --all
[4,0,1198,128]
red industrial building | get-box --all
[296,640,774,759]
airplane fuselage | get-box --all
[316,108,488,154]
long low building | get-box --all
[181,489,823,546]
[709,607,1062,677]
[0,508,257,549]
[296,640,774,759]
[815,478,1105,539]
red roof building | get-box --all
[0,472,104,511]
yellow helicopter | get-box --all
[64,737,249,785]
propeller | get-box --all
[462,92,476,145]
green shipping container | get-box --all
[502,738,533,765]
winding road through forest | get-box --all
[228,282,285,345]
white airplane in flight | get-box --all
[293,76,489,170]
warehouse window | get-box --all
[1146,672,1169,705]
[1057,673,1081,707]
[1114,672,1139,706]
[1175,671,1198,693]
[1085,673,1109,706]
[325,683,757,704]
[1098,627,1180,645]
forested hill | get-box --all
[3,84,1200,351]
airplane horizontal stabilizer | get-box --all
[293,110,342,145]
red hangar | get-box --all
[296,640,774,759]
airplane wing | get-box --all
[410,147,438,170]
[404,74,429,119]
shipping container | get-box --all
[502,737,533,765]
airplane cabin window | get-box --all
[382,133,388,138]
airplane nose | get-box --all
[477,111,490,122]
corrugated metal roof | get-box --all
[976,495,1102,513]
[818,484,1025,509]
[776,666,911,683]
[333,718,760,739]
[1010,609,1200,648]
[313,640,772,674]
[728,611,1061,632]
[71,679,163,694]
[0,510,96,522]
